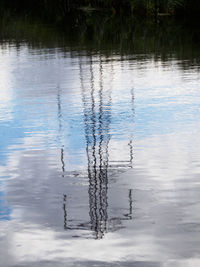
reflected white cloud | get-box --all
[1,42,200,265]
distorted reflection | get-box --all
[61,55,134,239]
[57,86,65,177]
[1,17,200,265]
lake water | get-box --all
[1,18,200,266]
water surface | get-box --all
[1,18,200,266]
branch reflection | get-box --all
[62,55,135,239]
[57,86,65,177]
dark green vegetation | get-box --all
[1,0,200,22]
[1,0,200,68]
[1,13,200,66]
[0,0,199,72]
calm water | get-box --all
[1,19,200,266]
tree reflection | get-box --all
[62,55,134,239]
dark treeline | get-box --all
[1,10,200,60]
[0,4,200,75]
[1,0,200,22]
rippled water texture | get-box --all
[1,21,200,266]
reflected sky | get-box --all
[0,39,200,266]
